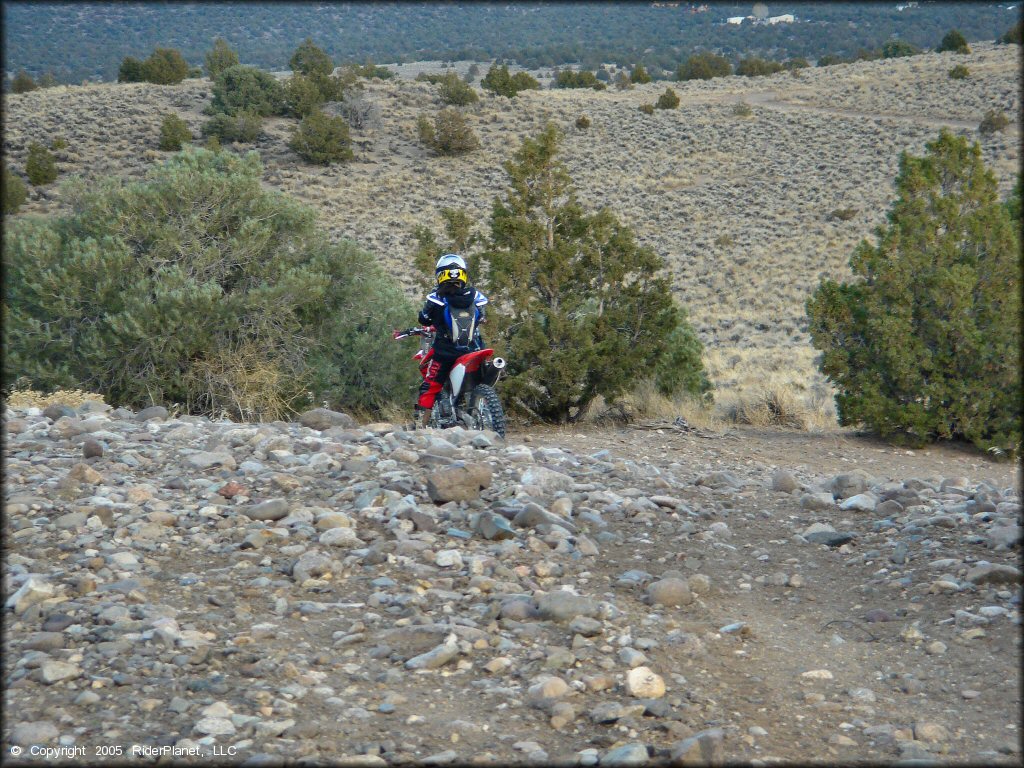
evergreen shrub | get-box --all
[3,167,28,214]
[937,29,970,53]
[417,109,480,156]
[656,87,680,109]
[414,123,708,422]
[630,64,652,83]
[554,70,606,90]
[11,70,38,93]
[205,38,239,79]
[289,111,353,164]
[978,109,1009,134]
[209,65,284,116]
[736,57,785,77]
[806,131,1020,454]
[2,148,417,418]
[159,113,193,151]
[677,52,732,80]
[26,143,58,185]
[201,111,262,143]
[481,64,539,97]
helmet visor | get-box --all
[437,267,468,285]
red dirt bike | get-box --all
[392,325,507,437]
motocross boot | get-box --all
[418,406,432,430]
[410,406,430,431]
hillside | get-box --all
[3,42,1019,423]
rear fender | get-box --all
[449,349,493,399]
[455,348,494,373]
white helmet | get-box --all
[435,253,467,273]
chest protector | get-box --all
[444,299,478,351]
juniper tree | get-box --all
[11,70,38,93]
[468,123,703,421]
[205,37,239,79]
[142,47,190,84]
[289,111,353,165]
[937,29,970,54]
[3,167,28,214]
[677,53,732,81]
[159,113,193,150]
[283,74,325,117]
[209,64,283,116]
[118,57,146,83]
[806,130,1020,454]
[630,63,652,83]
[26,142,58,185]
[290,38,333,79]
[481,64,539,97]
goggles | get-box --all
[437,267,468,284]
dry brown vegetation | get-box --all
[3,44,1019,426]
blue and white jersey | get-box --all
[418,288,488,356]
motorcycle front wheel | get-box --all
[469,384,506,438]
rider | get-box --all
[413,254,489,428]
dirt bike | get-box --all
[392,325,507,438]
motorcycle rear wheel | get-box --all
[469,384,506,438]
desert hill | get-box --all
[3,42,1019,423]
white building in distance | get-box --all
[727,15,745,24]
[768,14,795,23]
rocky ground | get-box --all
[4,403,1020,765]
[3,43,1019,418]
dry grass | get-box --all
[184,343,310,423]
[4,387,105,409]
[3,43,1018,429]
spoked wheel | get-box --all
[469,384,506,438]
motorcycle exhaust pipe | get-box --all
[481,357,505,386]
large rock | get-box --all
[771,470,799,493]
[987,524,1021,550]
[520,465,574,493]
[964,563,1021,585]
[536,591,600,623]
[527,675,570,708]
[319,527,362,548]
[426,463,493,503]
[670,727,725,765]
[476,511,516,540]
[244,498,290,521]
[602,743,650,766]
[800,492,835,510]
[696,471,740,489]
[66,462,103,484]
[405,636,460,670]
[839,493,877,512]
[625,667,666,698]
[186,451,237,470]
[38,660,81,684]
[512,503,577,533]
[5,576,55,614]
[830,470,874,499]
[10,721,59,746]
[136,405,168,422]
[292,550,333,583]
[647,578,693,607]
[43,404,77,420]
[299,408,356,431]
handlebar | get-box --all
[392,325,435,340]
